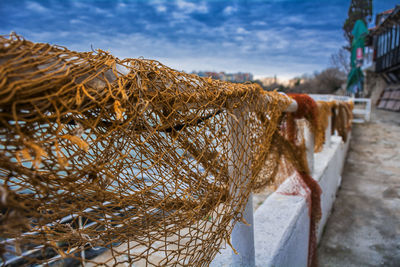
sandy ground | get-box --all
[318,109,400,267]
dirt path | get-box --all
[318,109,400,267]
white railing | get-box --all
[308,94,371,123]
[230,94,297,267]
[352,98,371,123]
[223,96,317,266]
[212,97,351,267]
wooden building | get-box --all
[366,5,400,111]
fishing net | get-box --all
[253,94,352,267]
[262,94,321,267]
[314,101,334,153]
[0,34,290,266]
[332,101,353,142]
[0,34,352,267]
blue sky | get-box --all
[0,0,398,80]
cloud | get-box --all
[251,21,267,26]
[283,15,306,25]
[176,0,208,14]
[255,30,270,42]
[69,19,82,24]
[26,1,48,13]
[117,2,127,9]
[149,0,167,13]
[236,27,249,34]
[24,30,72,43]
[171,11,190,22]
[155,5,167,13]
[2,0,352,79]
[93,7,113,17]
[70,2,113,17]
[223,6,238,16]
[71,1,89,9]
[6,24,334,79]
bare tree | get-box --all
[313,68,346,93]
[289,67,346,94]
[330,48,351,74]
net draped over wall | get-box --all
[0,35,353,267]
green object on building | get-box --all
[347,19,368,94]
[346,67,364,94]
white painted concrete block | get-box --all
[211,133,351,267]
[254,191,310,267]
[232,194,255,267]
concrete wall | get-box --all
[364,70,387,105]
[211,134,351,267]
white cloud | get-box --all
[117,2,127,9]
[285,15,306,24]
[19,28,309,78]
[20,28,329,80]
[252,21,267,26]
[89,7,113,18]
[176,0,208,14]
[11,8,341,81]
[70,2,112,17]
[222,41,235,48]
[235,36,244,42]
[26,30,71,41]
[70,19,82,24]
[255,30,270,42]
[171,11,190,22]
[223,6,238,16]
[26,1,48,13]
[236,27,249,34]
[149,0,167,13]
[156,5,167,12]
[71,1,89,9]
[278,15,330,27]
[94,7,107,15]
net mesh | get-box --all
[0,34,352,267]
[332,101,353,143]
[315,101,333,153]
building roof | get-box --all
[370,5,400,35]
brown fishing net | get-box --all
[0,34,290,266]
[331,101,353,142]
[0,34,352,267]
[253,94,352,267]
[262,94,322,267]
[315,101,333,153]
